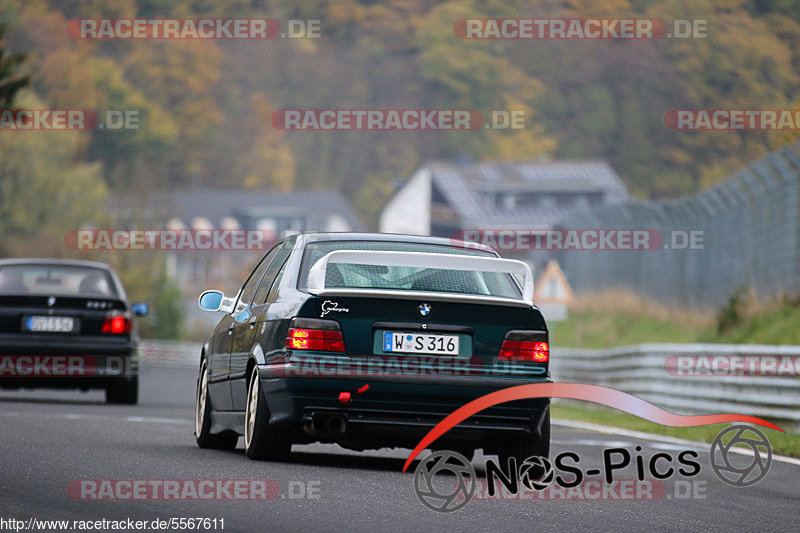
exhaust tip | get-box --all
[306,413,347,435]
[310,414,327,433]
[327,415,346,434]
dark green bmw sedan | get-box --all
[194,232,550,463]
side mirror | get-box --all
[198,290,224,312]
[131,302,149,317]
[234,308,251,323]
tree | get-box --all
[414,0,556,160]
[0,92,107,256]
[0,22,29,107]
[124,40,223,186]
[238,93,296,191]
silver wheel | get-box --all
[195,363,208,436]
[195,359,238,450]
[243,364,289,460]
[245,367,259,448]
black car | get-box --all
[195,233,550,462]
[0,259,148,404]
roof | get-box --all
[109,189,364,231]
[423,160,628,228]
[0,258,113,270]
[0,258,126,299]
[302,232,497,254]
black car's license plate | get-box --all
[383,331,459,355]
[23,316,77,333]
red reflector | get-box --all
[286,328,345,352]
[499,340,548,362]
[102,315,130,334]
[338,392,351,404]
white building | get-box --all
[380,160,628,237]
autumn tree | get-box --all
[0,22,29,107]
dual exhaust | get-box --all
[306,413,347,436]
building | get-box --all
[110,189,362,294]
[380,160,628,237]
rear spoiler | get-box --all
[307,250,534,307]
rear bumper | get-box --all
[0,332,134,353]
[259,369,550,452]
[0,334,137,389]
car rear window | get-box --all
[299,241,522,299]
[0,265,118,297]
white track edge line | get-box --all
[553,417,800,467]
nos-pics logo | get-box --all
[413,425,772,512]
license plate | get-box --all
[383,332,459,355]
[25,316,75,333]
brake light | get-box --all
[286,318,345,352]
[499,330,549,362]
[102,314,131,334]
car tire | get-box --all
[244,365,291,461]
[195,360,238,450]
[498,409,550,467]
[105,376,138,405]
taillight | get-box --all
[499,330,549,362]
[286,318,345,353]
[102,313,131,334]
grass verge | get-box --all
[550,309,705,348]
[549,290,800,349]
[551,403,800,458]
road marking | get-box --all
[126,416,194,425]
[552,439,634,447]
[0,411,192,425]
[553,417,800,467]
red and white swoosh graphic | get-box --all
[402,382,783,472]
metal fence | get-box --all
[140,340,201,369]
[554,144,800,307]
[551,344,800,430]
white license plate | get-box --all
[383,332,459,355]
[25,316,75,333]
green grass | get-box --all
[550,309,705,349]
[551,298,800,349]
[552,403,800,458]
[708,302,800,345]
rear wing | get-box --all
[307,250,534,307]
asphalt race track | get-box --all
[1,359,798,532]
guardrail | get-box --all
[140,340,201,369]
[139,340,800,429]
[551,343,800,429]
